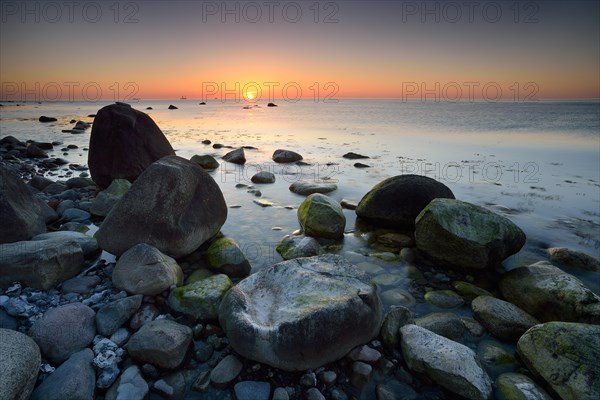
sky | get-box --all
[1,0,599,101]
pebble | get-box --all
[210,355,243,387]
[348,345,382,364]
[318,370,337,385]
[306,387,326,400]
[234,381,271,400]
[351,361,372,388]
[300,371,317,387]
[272,387,290,400]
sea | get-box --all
[1,98,599,300]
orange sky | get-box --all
[1,1,598,101]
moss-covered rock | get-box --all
[90,178,131,216]
[499,261,600,324]
[167,274,232,320]
[276,235,323,260]
[190,154,219,170]
[356,174,454,228]
[495,373,552,400]
[297,194,345,239]
[517,322,600,400]
[206,238,251,278]
[415,199,526,271]
[380,305,413,350]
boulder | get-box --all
[297,194,346,239]
[415,199,526,270]
[112,243,184,295]
[127,319,192,369]
[190,154,219,170]
[471,295,539,342]
[88,103,175,188]
[167,274,232,320]
[499,261,600,324]
[0,237,84,290]
[222,148,246,164]
[219,254,382,371]
[95,156,227,258]
[29,303,96,365]
[30,348,95,400]
[276,235,324,260]
[96,295,143,337]
[90,178,131,216]
[0,329,41,400]
[251,171,276,183]
[272,149,303,163]
[289,181,337,196]
[205,238,251,278]
[400,324,492,400]
[517,322,600,400]
[356,175,455,228]
[1,167,47,243]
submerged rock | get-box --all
[400,324,492,400]
[499,261,600,324]
[297,194,346,239]
[272,149,303,163]
[95,156,227,258]
[222,148,246,164]
[356,174,455,228]
[88,103,175,188]
[415,199,526,270]
[219,254,383,371]
[289,181,337,196]
[0,329,40,400]
[517,322,600,400]
[276,235,324,260]
[190,154,220,170]
[548,247,600,272]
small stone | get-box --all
[273,387,290,400]
[105,365,148,400]
[318,370,337,385]
[251,171,276,184]
[348,345,382,364]
[306,388,326,400]
[234,381,271,400]
[210,355,243,387]
[192,370,211,392]
[126,320,192,369]
[300,371,317,387]
[96,295,143,337]
[424,290,465,308]
[380,305,414,349]
[351,361,372,388]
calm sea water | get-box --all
[1,99,599,295]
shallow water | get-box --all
[1,99,599,305]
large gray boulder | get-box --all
[0,166,47,243]
[356,175,455,228]
[219,254,383,371]
[297,194,346,239]
[415,199,526,270]
[95,156,227,258]
[499,261,600,324]
[0,237,84,290]
[29,303,96,365]
[126,319,192,369]
[400,324,492,400]
[88,103,175,188]
[30,348,96,400]
[0,329,41,400]
[112,243,183,295]
[517,322,600,400]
